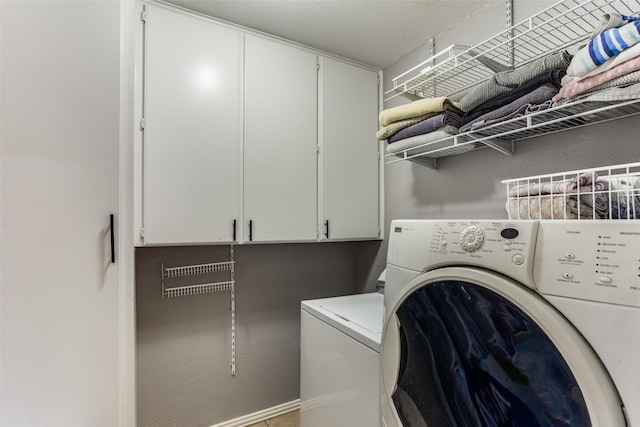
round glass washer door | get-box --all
[381,267,626,427]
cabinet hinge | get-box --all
[316,144,320,154]
[140,10,147,22]
[316,59,320,71]
[377,74,380,87]
[139,227,145,239]
[140,118,145,130]
[316,227,320,239]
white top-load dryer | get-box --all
[382,219,639,427]
[301,292,384,427]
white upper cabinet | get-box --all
[142,5,242,245]
[319,57,380,240]
[136,4,382,246]
[244,35,319,243]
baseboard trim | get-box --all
[209,399,300,427]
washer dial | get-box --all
[459,225,485,252]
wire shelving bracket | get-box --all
[161,245,237,376]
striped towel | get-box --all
[567,19,640,78]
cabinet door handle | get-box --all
[110,214,115,263]
[325,220,329,239]
[233,219,237,242]
[249,220,253,242]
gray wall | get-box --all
[136,242,361,426]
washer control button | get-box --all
[562,273,573,279]
[599,276,613,284]
[565,253,576,260]
[503,246,512,252]
[512,254,525,265]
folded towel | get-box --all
[607,175,640,208]
[566,19,640,78]
[611,201,640,219]
[386,125,459,155]
[376,112,439,140]
[388,112,463,144]
[460,84,558,133]
[554,55,640,101]
[462,69,565,124]
[508,172,609,197]
[460,50,572,112]
[379,97,461,127]
[573,42,640,81]
[554,71,640,105]
[506,195,600,220]
[581,192,610,218]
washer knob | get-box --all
[459,226,485,252]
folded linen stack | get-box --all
[506,172,607,219]
[507,195,598,220]
[554,12,640,103]
[506,172,640,220]
[376,97,463,155]
[458,51,571,132]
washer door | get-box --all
[381,267,626,427]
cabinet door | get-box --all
[244,35,318,242]
[142,5,242,245]
[319,57,380,240]
[1,1,122,425]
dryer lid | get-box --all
[381,267,625,427]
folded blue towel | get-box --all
[567,18,640,77]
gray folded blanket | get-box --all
[386,125,459,155]
[388,112,463,144]
[460,50,572,112]
[460,84,558,133]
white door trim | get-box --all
[119,0,137,425]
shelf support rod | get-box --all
[429,38,436,97]
[506,0,514,69]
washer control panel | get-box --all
[424,220,539,288]
[534,221,640,308]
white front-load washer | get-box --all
[300,292,384,427]
[381,219,639,427]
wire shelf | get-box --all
[502,162,640,220]
[160,246,237,375]
[163,281,234,298]
[385,0,640,101]
[385,97,640,167]
[163,261,234,278]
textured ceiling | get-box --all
[164,0,496,69]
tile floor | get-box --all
[246,409,299,427]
